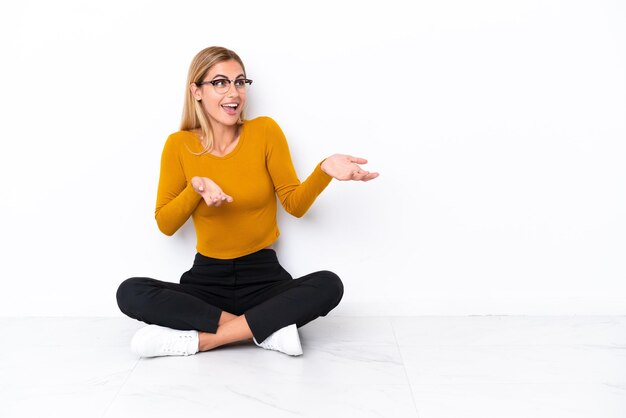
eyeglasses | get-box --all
[196,78,253,94]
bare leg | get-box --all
[218,311,238,325]
[198,314,253,352]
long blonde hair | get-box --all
[180,46,247,154]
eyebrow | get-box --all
[211,73,245,80]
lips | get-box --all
[221,103,239,115]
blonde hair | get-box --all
[180,46,247,154]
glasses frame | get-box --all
[196,78,253,94]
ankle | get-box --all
[198,332,220,352]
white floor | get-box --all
[0,316,625,418]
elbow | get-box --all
[282,200,311,218]
[285,206,307,218]
[158,224,176,236]
[280,196,312,218]
[155,213,176,236]
[157,221,176,236]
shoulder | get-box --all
[166,130,199,144]
[243,116,286,143]
[243,116,280,132]
[162,130,201,152]
[242,117,286,152]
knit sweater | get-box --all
[155,116,332,259]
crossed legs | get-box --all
[117,269,343,356]
[199,311,251,351]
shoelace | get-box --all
[161,333,194,355]
[259,334,280,350]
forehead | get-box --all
[206,60,244,78]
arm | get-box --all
[265,118,333,218]
[154,135,203,235]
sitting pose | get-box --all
[116,46,378,357]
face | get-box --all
[191,60,248,128]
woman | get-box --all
[116,46,378,357]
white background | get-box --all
[0,0,624,316]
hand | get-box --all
[191,176,234,208]
[320,154,379,181]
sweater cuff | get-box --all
[314,160,333,185]
[181,182,204,204]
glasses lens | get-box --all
[233,79,248,90]
[213,79,229,94]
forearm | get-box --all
[155,184,203,235]
[278,162,332,218]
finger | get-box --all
[350,163,369,174]
[350,157,368,165]
[361,172,380,181]
[216,194,234,204]
[350,170,370,180]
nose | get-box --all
[226,81,240,97]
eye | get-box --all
[234,79,246,87]
[212,79,229,87]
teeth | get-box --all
[222,104,238,108]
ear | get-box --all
[189,83,202,101]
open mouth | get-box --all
[221,103,239,115]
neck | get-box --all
[211,123,240,153]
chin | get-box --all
[211,116,241,127]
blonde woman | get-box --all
[116,46,378,357]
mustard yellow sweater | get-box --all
[155,116,333,259]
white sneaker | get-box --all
[254,324,303,356]
[131,325,199,358]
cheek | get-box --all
[200,95,219,113]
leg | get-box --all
[116,277,223,333]
[119,279,245,357]
[198,314,253,351]
[218,311,239,325]
[243,270,344,343]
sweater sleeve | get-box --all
[264,118,333,218]
[154,134,203,235]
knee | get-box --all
[116,277,149,316]
[315,270,344,308]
